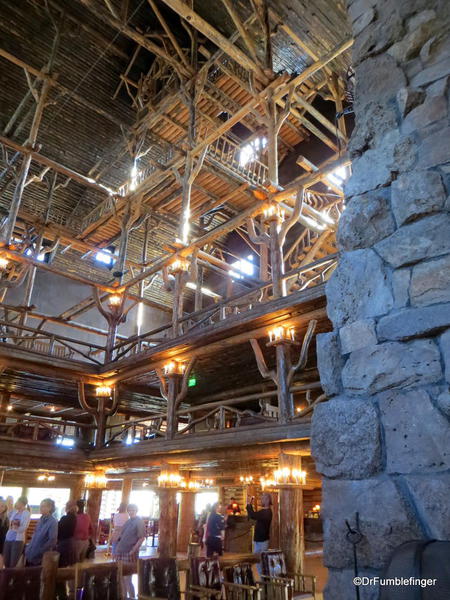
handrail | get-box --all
[0,411,94,428]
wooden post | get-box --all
[121,477,133,506]
[95,397,107,449]
[177,491,196,553]
[278,453,304,574]
[2,79,51,244]
[70,475,85,501]
[158,488,179,558]
[269,219,286,299]
[41,551,59,600]
[171,272,184,339]
[270,489,280,549]
[165,376,179,440]
[0,392,10,423]
[87,489,103,543]
[276,344,294,423]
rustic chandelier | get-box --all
[84,472,108,489]
[95,385,112,398]
[267,324,296,346]
[163,360,186,376]
[260,467,307,489]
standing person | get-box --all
[57,500,77,567]
[110,502,129,555]
[197,503,211,550]
[3,495,31,567]
[112,504,146,599]
[5,496,14,517]
[25,498,58,566]
[246,493,273,574]
[73,499,93,563]
[0,497,9,568]
[226,497,241,515]
[205,502,225,558]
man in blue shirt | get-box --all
[25,498,58,566]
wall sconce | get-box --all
[262,203,285,224]
[37,473,55,482]
[168,258,189,274]
[107,293,122,309]
[96,385,112,398]
[163,360,186,376]
[267,325,296,346]
[84,472,108,489]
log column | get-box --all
[0,392,10,423]
[177,491,196,552]
[121,477,133,506]
[278,453,304,574]
[70,475,85,501]
[269,490,280,549]
[87,489,103,543]
[158,488,179,558]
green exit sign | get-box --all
[188,376,197,387]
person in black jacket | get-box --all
[57,500,77,567]
[0,497,9,568]
[246,493,272,554]
[205,502,225,557]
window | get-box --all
[25,248,45,262]
[229,255,254,280]
[129,490,159,518]
[326,165,349,188]
[56,436,75,447]
[99,489,122,520]
[95,250,115,266]
[239,137,267,167]
[0,486,22,501]
[195,491,219,516]
[27,488,70,518]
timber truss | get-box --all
[0,0,353,471]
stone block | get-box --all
[340,319,377,354]
[396,87,425,118]
[378,389,450,473]
[392,268,411,308]
[324,568,381,600]
[436,391,450,417]
[388,17,436,63]
[440,329,450,383]
[337,188,395,251]
[322,476,422,570]
[311,396,381,479]
[316,332,344,397]
[326,249,394,328]
[377,304,450,340]
[417,126,450,169]
[405,473,450,538]
[354,55,406,112]
[402,94,447,134]
[342,339,442,395]
[353,7,375,36]
[391,170,446,226]
[375,213,450,268]
[349,101,398,157]
[410,254,450,306]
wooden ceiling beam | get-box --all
[159,0,268,81]
[219,0,260,66]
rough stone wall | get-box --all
[311,0,450,598]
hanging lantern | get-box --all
[163,360,186,376]
[168,257,189,274]
[267,324,296,346]
[84,472,108,489]
[262,203,284,224]
[107,293,122,309]
[96,385,112,398]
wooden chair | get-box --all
[74,561,121,600]
[187,557,222,600]
[260,551,316,600]
[222,563,261,600]
[0,566,42,600]
[138,557,181,600]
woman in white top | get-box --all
[3,496,31,567]
[111,502,129,554]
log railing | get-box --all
[0,412,92,446]
[110,254,336,361]
[103,382,321,447]
[0,317,105,364]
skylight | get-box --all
[239,137,267,167]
